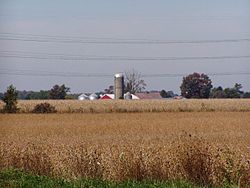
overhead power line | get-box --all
[0,32,152,40]
[142,72,250,78]
[0,69,112,78]
[1,32,250,44]
[1,68,250,78]
[0,51,250,61]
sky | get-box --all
[0,0,250,94]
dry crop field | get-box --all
[0,100,250,186]
[0,99,250,113]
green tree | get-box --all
[0,92,3,100]
[104,85,114,94]
[23,90,49,100]
[234,83,244,95]
[224,83,243,98]
[2,85,19,113]
[243,92,250,98]
[180,73,213,99]
[160,90,167,98]
[32,90,49,99]
[160,90,175,98]
[49,84,70,99]
[224,88,240,98]
[210,86,226,98]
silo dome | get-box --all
[114,73,123,78]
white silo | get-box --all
[114,73,124,99]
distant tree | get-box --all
[16,89,79,100]
[125,69,146,94]
[210,83,245,99]
[65,93,79,100]
[243,92,250,98]
[2,85,19,113]
[224,83,243,98]
[180,72,213,99]
[17,90,29,99]
[234,83,244,96]
[160,90,175,98]
[224,88,240,98]
[33,90,49,99]
[23,90,49,100]
[65,95,75,100]
[49,84,70,99]
[104,85,114,94]
[0,92,3,100]
[210,86,226,98]
[160,90,167,98]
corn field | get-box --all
[0,111,250,186]
[0,99,250,113]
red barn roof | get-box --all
[100,94,114,100]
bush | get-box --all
[32,103,57,113]
[2,85,19,113]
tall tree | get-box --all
[2,85,19,113]
[180,72,213,99]
[234,83,244,95]
[124,69,146,94]
[49,84,70,99]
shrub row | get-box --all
[32,103,57,113]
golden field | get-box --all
[1,99,250,113]
[0,111,250,186]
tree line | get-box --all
[179,72,250,99]
[1,72,250,101]
[0,84,73,100]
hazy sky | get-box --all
[0,0,250,93]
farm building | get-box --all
[100,93,139,100]
[131,94,139,99]
[78,93,99,100]
[89,93,98,100]
[78,93,89,100]
[100,94,115,100]
[134,92,162,99]
[79,91,162,100]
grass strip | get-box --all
[0,169,200,188]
